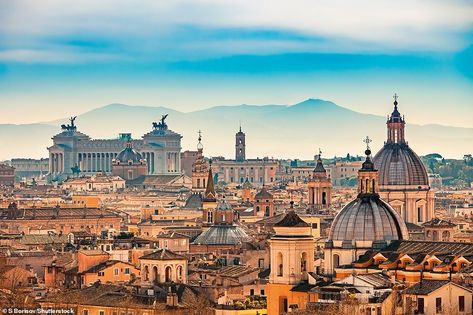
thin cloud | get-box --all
[1,0,472,64]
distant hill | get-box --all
[1,99,472,160]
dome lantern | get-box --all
[358,136,379,195]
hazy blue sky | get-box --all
[0,0,472,127]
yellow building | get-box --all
[267,203,315,314]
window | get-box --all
[98,271,104,276]
[436,297,442,313]
[83,311,89,315]
[333,254,340,268]
[459,296,465,312]
[250,289,254,296]
[260,289,265,296]
[99,311,105,315]
[258,258,265,268]
[124,268,130,275]
[418,297,424,314]
[114,268,119,276]
[277,252,283,276]
[417,207,422,222]
[301,252,307,272]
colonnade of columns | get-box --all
[78,152,117,172]
[166,152,180,173]
[50,153,64,174]
[142,152,155,174]
[50,150,181,175]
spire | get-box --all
[313,148,326,174]
[197,130,203,150]
[203,160,216,202]
[358,137,378,195]
[361,136,374,171]
[388,93,403,122]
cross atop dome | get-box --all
[363,136,372,152]
[197,130,203,150]
[361,136,375,172]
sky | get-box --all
[0,0,472,127]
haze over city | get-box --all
[1,1,473,128]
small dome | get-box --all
[216,199,232,211]
[116,144,143,164]
[329,195,408,242]
[373,144,428,187]
[192,224,252,245]
[255,186,272,199]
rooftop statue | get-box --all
[152,114,168,130]
[61,116,77,131]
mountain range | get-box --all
[1,99,471,160]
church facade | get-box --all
[212,126,279,186]
[47,115,182,181]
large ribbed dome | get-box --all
[373,143,429,187]
[329,195,409,242]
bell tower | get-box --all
[235,124,246,162]
[191,130,209,192]
[267,202,315,314]
[202,161,217,226]
[307,150,331,213]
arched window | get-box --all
[176,265,183,281]
[265,206,270,216]
[433,231,438,241]
[442,231,450,241]
[152,266,158,282]
[322,192,327,205]
[333,254,340,268]
[165,266,172,282]
[256,206,260,212]
[143,265,149,281]
[301,252,307,272]
[207,211,213,223]
[277,252,283,276]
